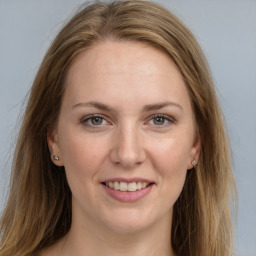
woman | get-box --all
[0,1,236,255]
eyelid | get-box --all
[80,113,175,129]
[81,114,111,127]
[81,113,104,121]
[147,114,175,127]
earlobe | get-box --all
[187,133,201,170]
[47,128,64,166]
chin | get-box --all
[99,208,164,235]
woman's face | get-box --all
[48,41,200,234]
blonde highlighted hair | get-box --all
[0,1,236,255]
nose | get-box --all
[109,123,146,169]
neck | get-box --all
[59,211,176,256]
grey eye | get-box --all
[153,116,166,125]
[90,117,104,125]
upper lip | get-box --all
[101,177,155,184]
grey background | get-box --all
[0,1,255,255]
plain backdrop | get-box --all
[0,1,255,255]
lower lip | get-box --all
[102,184,154,202]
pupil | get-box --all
[154,117,164,125]
[92,117,102,125]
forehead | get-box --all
[63,40,192,112]
[67,40,182,79]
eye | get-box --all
[81,114,110,128]
[152,116,166,125]
[90,116,104,125]
[148,114,174,127]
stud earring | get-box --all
[192,160,197,166]
[52,155,59,161]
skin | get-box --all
[45,40,200,256]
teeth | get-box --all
[128,182,137,192]
[114,181,119,190]
[120,182,127,191]
[137,182,142,190]
[105,181,150,191]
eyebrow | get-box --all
[72,102,114,112]
[72,101,183,112]
[142,102,183,112]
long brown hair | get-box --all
[0,1,236,255]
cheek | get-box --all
[58,132,107,187]
[149,135,191,190]
[151,135,191,169]
[150,137,190,207]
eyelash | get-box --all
[81,114,109,128]
[81,114,175,129]
[148,114,175,127]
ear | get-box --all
[187,133,201,170]
[47,128,64,166]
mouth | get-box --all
[102,181,154,192]
[101,179,155,202]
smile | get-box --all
[101,179,155,202]
[104,181,150,192]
